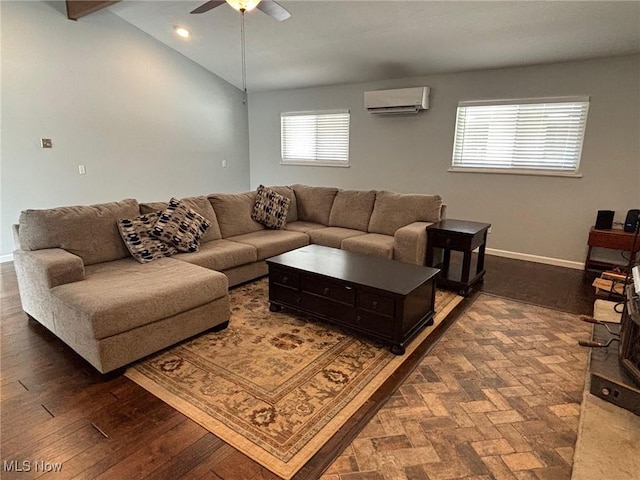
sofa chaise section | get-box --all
[13,199,230,373]
[49,257,228,374]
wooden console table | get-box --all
[584,227,638,272]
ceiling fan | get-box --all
[190,0,291,21]
[190,1,290,102]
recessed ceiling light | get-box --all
[174,26,190,39]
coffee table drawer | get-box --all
[270,284,301,306]
[357,292,394,317]
[302,277,356,305]
[302,293,357,324]
[355,311,393,338]
[271,268,299,289]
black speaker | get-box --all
[595,210,614,230]
[624,209,640,233]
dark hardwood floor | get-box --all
[0,255,597,479]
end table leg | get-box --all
[461,251,471,283]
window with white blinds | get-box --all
[281,110,350,166]
[450,96,589,176]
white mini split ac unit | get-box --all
[364,87,430,115]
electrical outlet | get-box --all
[222,160,228,168]
[78,165,86,175]
[488,226,493,234]
[41,138,52,148]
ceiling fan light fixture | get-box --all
[173,26,191,38]
[226,0,260,12]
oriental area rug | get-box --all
[125,279,462,479]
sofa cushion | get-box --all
[251,185,291,230]
[173,239,257,271]
[139,201,167,215]
[308,227,366,250]
[285,221,326,233]
[117,213,178,263]
[341,233,394,259]
[150,198,211,253]
[140,196,223,243]
[268,186,298,223]
[329,190,376,231]
[291,185,338,225]
[208,192,265,238]
[18,199,140,266]
[368,191,443,236]
[227,230,309,261]
[50,257,227,340]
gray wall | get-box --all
[248,55,640,265]
[0,1,250,257]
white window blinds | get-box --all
[451,97,589,175]
[281,110,350,166]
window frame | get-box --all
[449,96,590,178]
[280,109,350,167]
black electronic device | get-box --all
[595,210,615,230]
[589,323,640,416]
[624,209,640,233]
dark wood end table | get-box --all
[426,219,491,297]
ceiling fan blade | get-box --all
[190,0,226,14]
[256,0,291,21]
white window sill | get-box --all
[448,167,583,178]
[280,161,350,168]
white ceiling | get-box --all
[110,1,640,92]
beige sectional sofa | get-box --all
[13,185,444,373]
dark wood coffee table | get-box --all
[266,245,440,354]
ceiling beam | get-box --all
[66,1,120,21]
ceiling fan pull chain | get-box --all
[241,9,247,104]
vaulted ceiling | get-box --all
[101,1,640,92]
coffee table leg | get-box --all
[269,303,282,312]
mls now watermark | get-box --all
[3,460,63,473]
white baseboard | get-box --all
[486,248,584,270]
[0,253,14,264]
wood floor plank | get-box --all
[92,419,208,479]
[144,433,226,480]
[58,407,185,479]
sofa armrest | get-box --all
[14,248,85,289]
[393,221,433,265]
